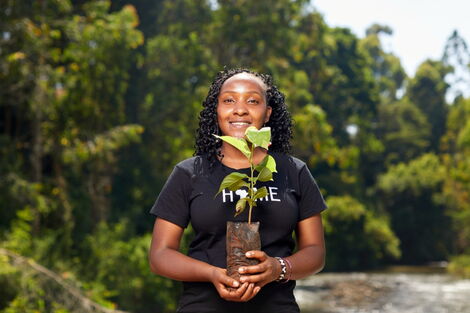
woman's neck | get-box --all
[220,143,267,169]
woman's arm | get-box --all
[285,213,325,279]
[149,217,259,301]
[237,213,325,285]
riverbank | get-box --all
[295,268,470,313]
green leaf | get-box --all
[235,198,257,216]
[254,155,268,172]
[227,179,250,192]
[246,198,256,207]
[213,135,251,158]
[253,187,268,201]
[245,126,271,149]
[255,155,277,173]
[257,167,273,182]
[235,198,247,216]
[216,172,249,196]
[265,155,277,173]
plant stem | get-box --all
[248,144,254,225]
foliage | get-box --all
[442,30,470,101]
[215,127,277,223]
[78,222,178,313]
[441,98,470,254]
[448,254,470,278]
[406,60,452,151]
[0,248,123,313]
[361,24,407,102]
[378,154,453,263]
[323,196,400,271]
[376,100,430,165]
[292,104,339,167]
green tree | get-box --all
[442,30,470,102]
[323,195,400,271]
[292,104,339,168]
[441,97,470,252]
[407,60,452,151]
[360,24,407,102]
[376,100,431,165]
[313,26,380,144]
[211,0,308,69]
[79,222,179,313]
[441,97,470,277]
[378,154,453,263]
[1,0,148,310]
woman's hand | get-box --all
[210,267,260,302]
[237,251,281,287]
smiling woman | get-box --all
[148,68,327,313]
[216,72,272,140]
[196,69,293,169]
[217,73,272,168]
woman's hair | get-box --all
[195,68,292,167]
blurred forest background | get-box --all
[1,0,470,312]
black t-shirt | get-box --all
[150,152,327,313]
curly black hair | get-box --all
[195,68,292,167]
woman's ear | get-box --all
[265,106,272,124]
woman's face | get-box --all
[216,73,272,139]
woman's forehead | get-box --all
[221,72,267,92]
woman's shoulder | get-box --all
[174,155,209,176]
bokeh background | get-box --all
[1,0,469,312]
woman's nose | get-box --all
[233,101,248,115]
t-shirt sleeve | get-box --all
[149,165,191,228]
[298,164,327,220]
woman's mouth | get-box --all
[229,121,251,127]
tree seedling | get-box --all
[214,126,277,224]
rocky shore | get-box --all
[295,273,391,313]
[294,270,470,313]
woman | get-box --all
[149,68,327,313]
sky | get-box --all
[312,0,470,77]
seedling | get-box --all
[215,126,277,224]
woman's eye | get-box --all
[248,99,259,104]
[223,98,234,103]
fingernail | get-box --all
[254,287,260,293]
[246,252,253,257]
[240,276,246,282]
[238,267,245,273]
[233,281,239,287]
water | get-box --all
[295,268,470,313]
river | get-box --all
[294,266,470,313]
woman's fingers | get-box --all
[219,282,250,301]
[238,254,281,286]
[245,250,267,261]
[239,272,267,284]
[211,267,239,288]
[221,273,240,289]
[239,283,256,302]
[238,263,264,275]
[228,282,249,299]
[213,251,284,301]
[238,250,270,275]
[210,267,262,302]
